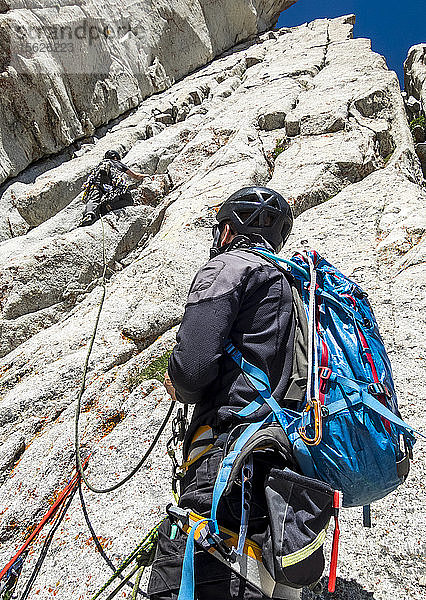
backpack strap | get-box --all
[177,517,208,600]
[236,454,253,556]
[210,414,273,534]
[249,247,310,278]
[284,373,422,442]
[362,396,423,439]
[224,341,283,417]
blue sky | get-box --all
[277,1,425,88]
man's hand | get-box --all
[164,371,177,401]
[126,169,149,181]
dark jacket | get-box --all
[168,237,295,452]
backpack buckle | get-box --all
[368,382,390,397]
[319,367,332,380]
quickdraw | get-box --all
[298,250,323,447]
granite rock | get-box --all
[0,14,424,600]
[0,0,297,184]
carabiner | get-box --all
[298,398,323,446]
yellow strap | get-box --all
[281,527,327,568]
[184,510,263,562]
[191,425,213,444]
[180,444,214,471]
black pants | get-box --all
[83,187,132,220]
[147,448,270,600]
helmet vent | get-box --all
[267,197,281,210]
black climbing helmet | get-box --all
[104,150,121,161]
[215,186,293,252]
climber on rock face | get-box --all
[79,150,149,226]
[148,187,295,600]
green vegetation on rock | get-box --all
[272,138,287,160]
[127,349,173,390]
[409,115,426,130]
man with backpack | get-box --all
[79,150,148,226]
[148,187,296,600]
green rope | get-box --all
[104,564,140,600]
[91,518,164,600]
[131,565,145,600]
[130,532,158,600]
[74,216,176,493]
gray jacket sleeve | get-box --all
[168,256,259,403]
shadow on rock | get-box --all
[302,577,376,599]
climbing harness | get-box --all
[82,160,130,202]
[168,506,304,600]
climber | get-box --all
[148,187,295,600]
[79,150,148,226]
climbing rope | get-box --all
[71,215,179,596]
[74,216,176,493]
[78,481,146,597]
[0,553,27,600]
[0,467,85,583]
[0,466,85,600]
[90,519,165,600]
[2,194,177,599]
[19,485,78,600]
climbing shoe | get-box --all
[79,213,96,227]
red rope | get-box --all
[0,460,88,581]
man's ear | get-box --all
[220,223,234,246]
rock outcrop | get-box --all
[405,44,426,109]
[0,13,425,600]
[404,44,426,176]
[0,0,296,184]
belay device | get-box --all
[174,248,424,599]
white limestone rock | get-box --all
[404,44,426,110]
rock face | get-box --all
[0,0,296,184]
[405,44,426,109]
[0,13,425,600]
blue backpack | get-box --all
[223,248,421,509]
